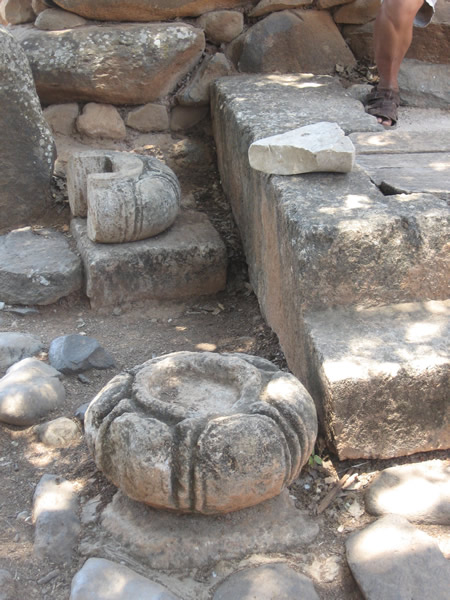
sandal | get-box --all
[365,87,400,127]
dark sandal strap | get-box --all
[365,88,400,125]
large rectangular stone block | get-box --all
[303,300,450,459]
[71,210,227,309]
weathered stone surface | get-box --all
[70,558,180,600]
[0,332,43,371]
[85,352,317,513]
[34,417,81,447]
[398,59,450,109]
[33,474,80,564]
[177,53,234,106]
[14,23,205,105]
[0,228,82,305]
[342,2,450,64]
[67,150,181,243]
[0,26,55,233]
[357,153,450,201]
[333,0,380,24]
[35,7,86,29]
[346,515,450,600]
[249,122,355,175]
[71,210,227,309]
[350,130,450,155]
[49,334,115,374]
[126,103,169,133]
[98,488,319,569]
[31,0,50,14]
[0,569,16,600]
[76,103,126,140]
[304,301,450,459]
[0,358,65,426]
[52,0,251,21]
[250,0,313,18]
[198,9,244,44]
[44,103,79,135]
[364,460,450,524]
[170,105,209,131]
[317,0,353,7]
[238,10,356,74]
[0,0,34,24]
[213,563,319,600]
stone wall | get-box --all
[1,0,447,142]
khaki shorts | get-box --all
[415,0,437,27]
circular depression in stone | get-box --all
[85,352,318,514]
[133,352,261,418]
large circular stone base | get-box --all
[85,352,317,514]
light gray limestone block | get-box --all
[32,474,80,564]
[248,122,355,175]
[76,103,126,140]
[98,488,319,570]
[399,59,450,109]
[70,210,227,309]
[346,514,450,600]
[34,417,81,447]
[304,300,449,459]
[70,558,180,600]
[66,150,181,243]
[0,332,43,371]
[0,358,65,426]
[213,563,320,600]
[49,334,115,374]
[364,460,450,524]
[85,351,317,514]
[0,228,82,305]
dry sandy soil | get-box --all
[1,115,448,600]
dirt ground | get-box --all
[1,116,448,600]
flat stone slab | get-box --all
[303,300,450,459]
[346,514,450,600]
[0,332,43,371]
[350,130,450,155]
[71,210,227,309]
[0,228,82,306]
[70,558,180,600]
[0,358,65,426]
[97,488,319,570]
[32,474,80,564]
[85,352,317,514]
[364,459,450,524]
[248,122,355,175]
[213,563,320,600]
[357,152,450,201]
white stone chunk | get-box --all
[248,121,355,175]
[70,558,180,600]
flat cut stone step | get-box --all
[303,300,450,459]
[94,488,318,570]
[357,152,450,201]
[350,130,450,155]
[71,210,226,309]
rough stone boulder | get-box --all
[67,150,181,243]
[0,358,65,426]
[0,0,34,25]
[238,10,356,74]
[85,351,318,514]
[0,25,55,233]
[51,0,251,21]
[0,227,82,305]
[14,23,205,105]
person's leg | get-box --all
[370,0,424,125]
